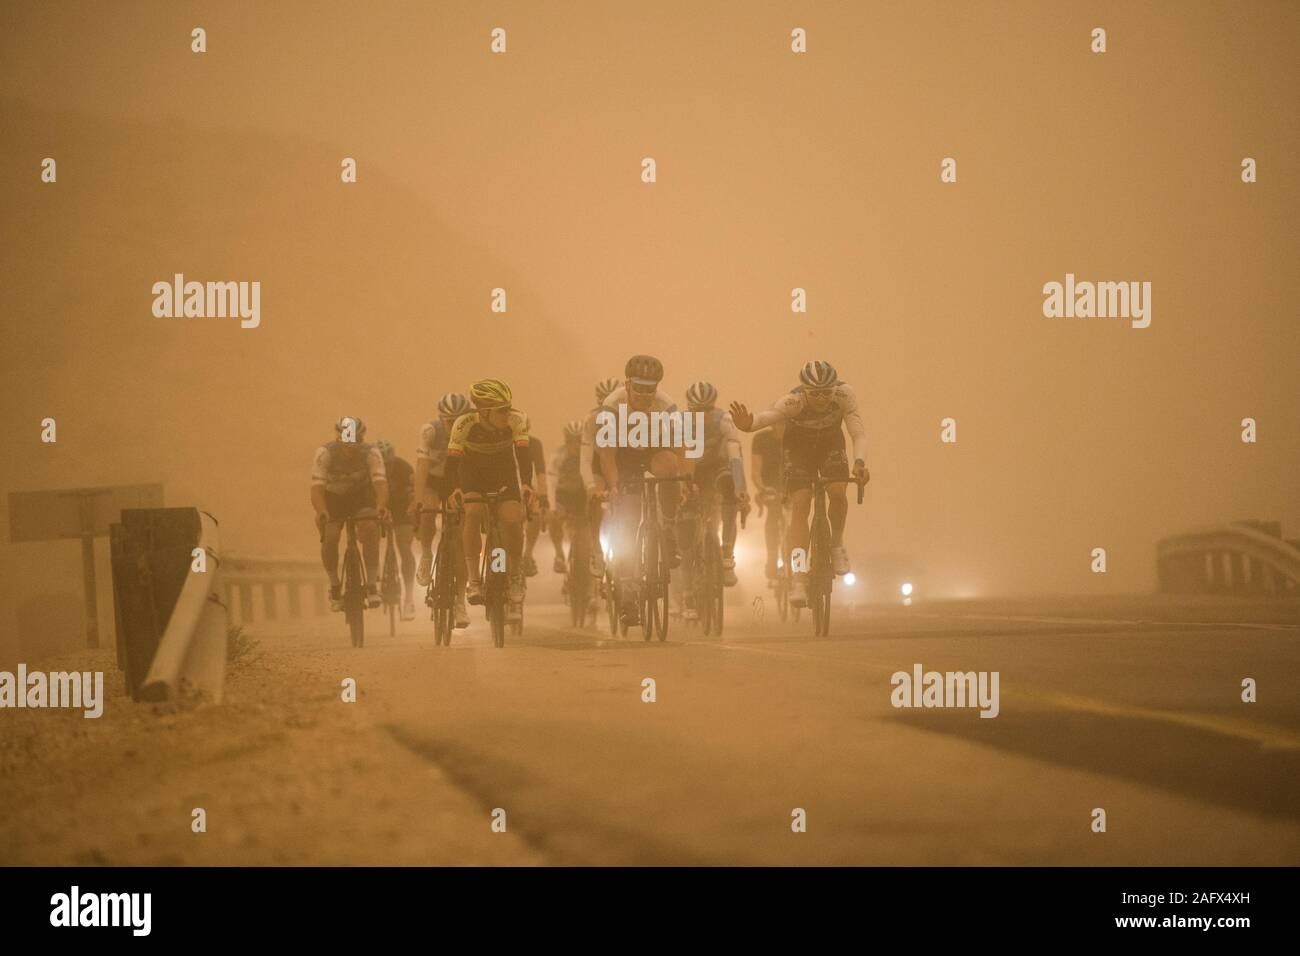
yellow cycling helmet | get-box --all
[470,378,513,408]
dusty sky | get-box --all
[2,1,1298,649]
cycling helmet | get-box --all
[563,420,582,440]
[375,439,394,460]
[335,416,366,440]
[595,377,621,403]
[798,360,838,389]
[624,354,664,386]
[437,392,470,418]
[469,378,512,408]
[685,381,718,409]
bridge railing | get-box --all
[1157,521,1300,597]
[221,554,327,625]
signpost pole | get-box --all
[79,494,100,648]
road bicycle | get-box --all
[616,475,688,642]
[475,487,517,648]
[421,504,462,646]
[335,514,380,649]
[380,523,402,637]
[804,475,867,637]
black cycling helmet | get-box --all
[625,354,664,386]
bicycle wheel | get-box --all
[652,538,670,642]
[343,548,365,649]
[489,598,506,648]
[809,518,833,637]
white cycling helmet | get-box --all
[798,360,839,389]
[437,392,470,418]
[685,381,718,409]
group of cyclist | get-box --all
[308,354,870,632]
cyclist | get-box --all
[446,379,534,623]
[376,439,417,620]
[548,420,587,574]
[311,416,390,611]
[519,415,549,578]
[413,392,470,629]
[579,376,622,580]
[597,355,686,626]
[677,381,749,620]
[750,422,787,586]
[730,361,870,609]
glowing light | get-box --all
[900,582,913,597]
[843,572,856,586]
[903,596,913,607]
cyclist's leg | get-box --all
[357,510,381,579]
[320,518,344,586]
[588,480,608,575]
[783,428,817,559]
[497,498,526,567]
[416,478,440,583]
[548,502,566,569]
[395,521,416,602]
[648,449,682,563]
[763,495,781,579]
[675,484,701,601]
[820,429,851,546]
[461,500,486,590]
[715,472,737,560]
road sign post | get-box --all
[8,484,164,649]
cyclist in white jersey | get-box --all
[730,361,870,608]
[678,381,749,619]
[597,355,687,627]
[311,416,390,610]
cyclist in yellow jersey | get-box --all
[445,379,534,622]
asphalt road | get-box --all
[4,592,1298,865]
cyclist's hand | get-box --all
[853,460,870,484]
[520,484,535,507]
[738,491,752,514]
[449,488,465,511]
[729,401,754,432]
[376,506,391,525]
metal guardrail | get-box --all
[221,554,328,625]
[1157,521,1300,596]
[139,511,228,702]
